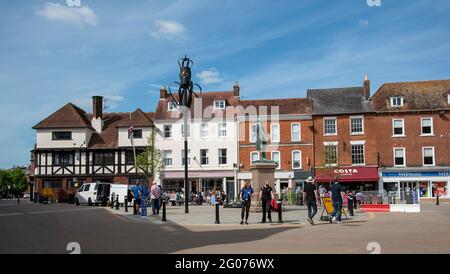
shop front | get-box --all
[161,170,235,194]
[380,169,450,199]
[314,166,379,191]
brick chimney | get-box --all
[160,86,168,100]
[363,75,370,100]
[92,96,104,133]
[233,81,240,97]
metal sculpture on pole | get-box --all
[168,55,202,214]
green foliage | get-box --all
[135,130,163,179]
[0,168,27,193]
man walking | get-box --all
[303,176,319,225]
[131,182,142,215]
[330,180,345,224]
[260,181,274,223]
[150,183,162,215]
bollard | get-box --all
[17,195,20,205]
[124,196,128,212]
[277,200,283,224]
[162,201,167,222]
[436,195,440,206]
[215,203,220,224]
[115,195,119,210]
[110,193,115,209]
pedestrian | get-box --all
[150,183,162,215]
[260,181,274,223]
[303,176,319,225]
[239,180,254,225]
[140,184,149,218]
[348,191,355,216]
[330,181,344,224]
[211,188,216,206]
[131,182,142,215]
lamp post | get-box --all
[167,55,201,214]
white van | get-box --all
[75,182,129,206]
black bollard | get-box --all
[124,196,128,212]
[162,201,167,222]
[277,200,283,224]
[215,203,220,224]
[436,195,440,206]
[110,193,115,209]
[115,195,119,210]
[17,195,20,205]
[133,199,137,215]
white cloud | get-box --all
[196,69,223,85]
[36,2,98,26]
[152,19,185,39]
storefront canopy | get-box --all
[315,167,379,183]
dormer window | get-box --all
[390,97,404,107]
[214,100,226,110]
[168,101,179,112]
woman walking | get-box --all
[239,181,254,225]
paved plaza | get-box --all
[0,199,449,254]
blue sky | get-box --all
[1,0,449,168]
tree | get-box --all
[134,129,163,186]
[0,168,27,194]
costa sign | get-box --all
[334,168,359,176]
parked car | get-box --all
[23,193,30,199]
[75,182,128,206]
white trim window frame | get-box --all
[250,124,258,143]
[291,123,301,142]
[167,101,179,112]
[218,122,227,137]
[390,97,404,107]
[163,150,173,167]
[422,146,435,167]
[292,150,302,169]
[350,115,364,135]
[350,140,365,166]
[323,141,338,166]
[200,149,209,166]
[271,123,280,143]
[181,149,191,167]
[218,148,227,165]
[250,151,260,165]
[393,147,406,167]
[271,151,280,170]
[420,117,434,136]
[392,118,405,137]
[213,100,226,110]
[163,124,173,139]
[200,123,208,138]
[323,117,337,136]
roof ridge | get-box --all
[381,78,450,85]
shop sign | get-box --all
[333,168,358,176]
[382,171,450,177]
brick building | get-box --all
[372,79,450,199]
[307,76,380,191]
[31,96,155,202]
[236,98,314,193]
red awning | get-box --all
[315,167,379,183]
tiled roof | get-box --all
[154,91,239,121]
[238,98,312,115]
[371,79,450,111]
[307,87,373,115]
[33,103,93,129]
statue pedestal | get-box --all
[249,160,277,212]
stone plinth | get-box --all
[249,160,277,212]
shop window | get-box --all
[432,182,447,197]
[419,182,429,197]
[43,181,63,189]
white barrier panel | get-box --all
[390,204,421,213]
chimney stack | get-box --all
[92,96,104,133]
[363,74,370,100]
[233,81,240,97]
[160,86,168,99]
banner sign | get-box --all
[382,171,450,177]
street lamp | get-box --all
[167,55,201,214]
